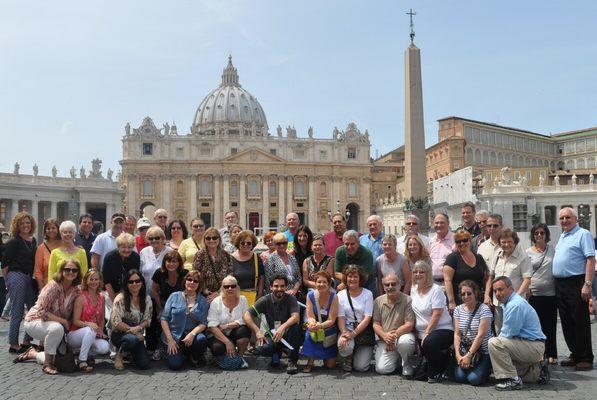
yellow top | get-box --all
[178,237,203,271]
[48,247,89,280]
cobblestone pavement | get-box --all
[0,320,595,400]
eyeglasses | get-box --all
[383,282,398,287]
[487,224,500,228]
[455,238,469,244]
[477,220,488,225]
[460,291,473,297]
[559,216,572,220]
[192,224,205,229]
[63,268,79,274]
[147,236,161,241]
[186,278,200,284]
[223,284,238,289]
[171,226,182,230]
[128,279,142,284]
[275,242,288,246]
[239,241,253,247]
[405,222,418,226]
[534,231,546,236]
[156,215,167,219]
[205,236,219,241]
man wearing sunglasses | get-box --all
[552,207,595,371]
[396,214,429,254]
[90,213,126,269]
[478,214,504,305]
[153,209,169,232]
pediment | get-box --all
[222,147,286,163]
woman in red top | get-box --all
[66,268,110,372]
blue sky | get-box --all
[1,1,596,176]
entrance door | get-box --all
[248,212,260,233]
[346,203,360,231]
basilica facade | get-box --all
[120,57,376,233]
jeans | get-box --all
[6,271,36,345]
[165,333,208,370]
[254,324,301,363]
[454,352,492,386]
[111,332,150,369]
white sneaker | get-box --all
[402,365,414,377]
[240,358,249,369]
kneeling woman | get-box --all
[207,275,251,367]
[108,269,152,370]
[67,268,110,372]
[16,259,81,375]
[161,270,209,370]
[411,260,454,383]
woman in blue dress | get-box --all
[301,270,339,372]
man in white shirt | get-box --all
[397,214,429,254]
[90,213,125,269]
[478,214,503,304]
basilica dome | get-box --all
[191,56,269,136]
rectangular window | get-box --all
[200,147,211,156]
[231,148,238,155]
[294,149,305,159]
[142,143,153,155]
[513,204,528,232]
[176,147,184,157]
[320,150,328,160]
[347,147,356,159]
[269,148,277,156]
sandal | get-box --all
[303,361,314,373]
[42,364,59,375]
[13,347,35,363]
[78,362,94,373]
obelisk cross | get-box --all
[407,8,416,44]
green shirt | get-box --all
[334,245,375,285]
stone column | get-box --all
[79,200,86,217]
[540,204,546,224]
[222,175,229,218]
[50,201,58,219]
[31,200,39,224]
[106,202,115,221]
[189,175,197,219]
[214,175,222,228]
[332,177,341,209]
[239,175,247,227]
[262,178,269,231]
[286,176,293,214]
[362,178,371,226]
[127,174,137,217]
[308,177,317,227]
[278,175,285,225]
[11,199,19,220]
[590,202,596,236]
[162,175,171,215]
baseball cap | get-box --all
[137,217,151,229]
[111,212,126,222]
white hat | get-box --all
[137,217,151,229]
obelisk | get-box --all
[404,9,427,201]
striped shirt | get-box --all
[454,302,494,354]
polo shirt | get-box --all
[360,232,385,262]
[90,230,118,269]
[428,231,455,280]
[334,244,375,285]
[553,225,595,278]
[323,231,344,257]
[372,292,415,332]
[500,292,545,341]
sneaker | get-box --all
[427,374,442,384]
[402,365,414,379]
[240,358,249,369]
[342,355,353,372]
[538,359,550,384]
[151,348,164,361]
[560,357,576,367]
[495,377,522,391]
[286,361,298,375]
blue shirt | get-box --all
[553,225,595,278]
[500,292,546,341]
[359,232,384,263]
[160,291,208,341]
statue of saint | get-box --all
[13,162,19,175]
[590,173,594,185]
[276,125,282,137]
[308,126,313,138]
[52,165,57,178]
[571,174,577,186]
[33,164,38,176]
[163,123,170,135]
[70,166,76,178]
[171,123,178,135]
[125,122,131,135]
[107,168,113,181]
[80,166,86,179]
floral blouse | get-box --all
[263,252,301,294]
[193,249,232,293]
[25,280,80,322]
[108,293,153,333]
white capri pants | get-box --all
[374,333,416,375]
[337,337,374,372]
[67,326,110,361]
[24,320,64,356]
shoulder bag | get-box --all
[54,334,77,373]
[346,291,375,346]
[458,302,482,369]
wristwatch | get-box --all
[584,280,593,287]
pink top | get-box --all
[25,280,80,322]
[428,231,455,280]
[70,290,104,331]
[323,231,344,257]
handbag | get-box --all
[346,291,375,346]
[458,302,482,369]
[54,335,77,373]
[313,291,337,348]
[217,354,245,370]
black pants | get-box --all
[145,298,161,351]
[254,324,302,363]
[555,275,594,363]
[528,295,558,358]
[208,326,251,357]
[421,329,453,377]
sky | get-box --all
[1,0,597,177]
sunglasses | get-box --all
[405,222,418,226]
[223,284,238,289]
[156,215,167,219]
[205,236,219,241]
[128,279,142,284]
[487,224,500,228]
[460,291,473,297]
[192,224,205,229]
[455,238,469,244]
[239,241,253,247]
[171,226,182,230]
[63,268,79,274]
[383,282,398,287]
[147,236,162,241]
[559,216,572,220]
[478,220,488,225]
[275,241,288,246]
[186,278,200,284]
[534,231,546,236]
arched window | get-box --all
[199,178,211,196]
[295,180,305,197]
[348,181,357,197]
[143,179,153,197]
[269,181,277,197]
[230,180,238,197]
[319,181,327,197]
[474,149,481,163]
[466,148,473,164]
[248,178,259,197]
[176,180,183,197]
[490,152,497,165]
[577,158,585,169]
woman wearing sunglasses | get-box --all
[207,275,250,368]
[179,218,205,270]
[444,229,489,314]
[16,259,82,375]
[108,269,152,370]
[231,230,264,306]
[263,233,301,297]
[193,227,232,304]
[160,270,209,370]
[453,280,494,386]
